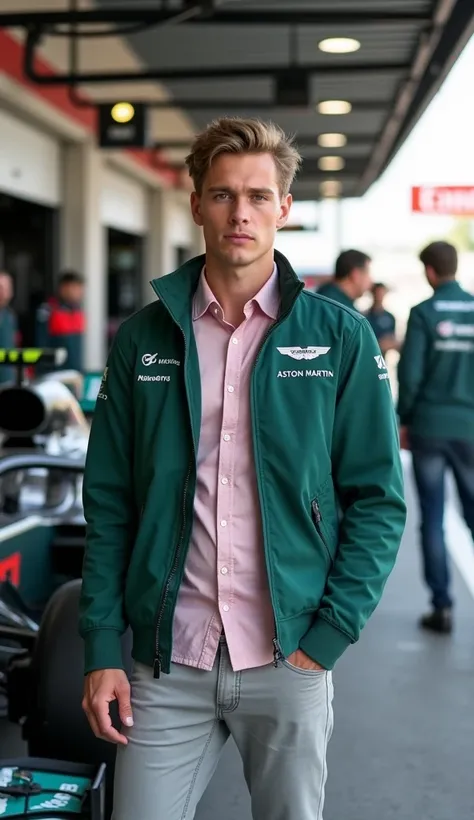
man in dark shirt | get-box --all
[398,241,474,634]
[366,283,398,354]
[318,249,372,309]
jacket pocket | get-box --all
[311,498,333,566]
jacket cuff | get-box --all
[299,617,353,670]
[83,628,125,675]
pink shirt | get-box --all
[171,265,280,672]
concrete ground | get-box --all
[1,456,473,819]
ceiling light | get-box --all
[320,180,342,198]
[318,156,346,172]
[317,100,352,115]
[318,37,361,54]
[318,133,347,148]
[111,101,135,124]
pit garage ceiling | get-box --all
[2,0,474,200]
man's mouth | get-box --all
[224,233,254,242]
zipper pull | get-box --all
[273,638,283,668]
[311,499,322,523]
[153,655,162,679]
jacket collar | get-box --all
[150,249,303,328]
[434,279,462,295]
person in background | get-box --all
[36,271,85,372]
[318,249,372,309]
[366,283,399,354]
[0,272,17,384]
[398,241,474,634]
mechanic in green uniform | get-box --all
[318,248,372,309]
[366,282,399,354]
[398,241,474,634]
[0,272,17,384]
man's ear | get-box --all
[191,191,203,227]
[277,194,292,230]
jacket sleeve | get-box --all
[397,306,429,425]
[299,320,406,669]
[79,325,137,673]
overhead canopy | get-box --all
[2,1,474,199]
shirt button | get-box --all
[227,385,234,393]
[220,519,228,527]
[222,604,230,612]
[223,434,231,442]
[221,477,229,485]
[232,338,239,345]
[221,567,228,575]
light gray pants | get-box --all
[113,639,334,820]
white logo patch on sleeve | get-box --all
[277,346,331,361]
[374,354,389,379]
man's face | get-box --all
[190,152,291,270]
[0,275,13,308]
[352,262,372,299]
[373,285,387,307]
[60,282,84,307]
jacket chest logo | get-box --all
[277,346,331,361]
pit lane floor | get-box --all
[2,457,473,819]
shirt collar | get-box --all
[193,263,280,321]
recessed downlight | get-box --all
[320,180,342,198]
[317,100,352,115]
[318,156,346,172]
[318,133,347,148]
[319,37,361,54]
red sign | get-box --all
[412,186,474,216]
[0,552,21,587]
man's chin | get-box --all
[220,247,263,267]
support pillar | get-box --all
[61,141,106,370]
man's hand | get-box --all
[399,426,410,451]
[82,669,133,745]
[287,649,325,672]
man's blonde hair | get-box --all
[185,117,302,197]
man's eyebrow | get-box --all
[207,186,275,195]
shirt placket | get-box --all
[216,321,245,624]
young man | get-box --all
[366,282,399,354]
[36,270,85,372]
[80,117,406,820]
[318,248,372,309]
[398,240,474,634]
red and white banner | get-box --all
[412,186,474,216]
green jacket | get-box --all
[317,281,355,310]
[398,280,474,441]
[79,251,406,677]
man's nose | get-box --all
[229,197,250,224]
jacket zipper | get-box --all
[153,329,196,679]
[251,283,304,668]
[311,499,332,563]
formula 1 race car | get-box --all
[0,351,124,818]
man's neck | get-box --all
[204,249,275,326]
[433,276,457,291]
[335,279,356,303]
